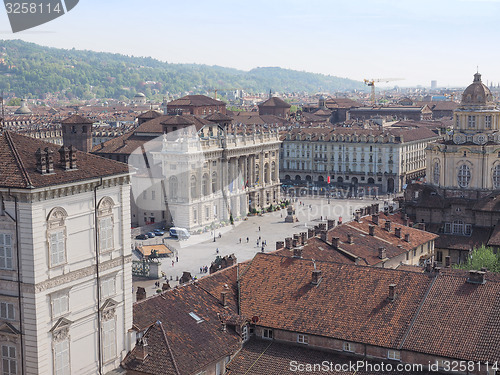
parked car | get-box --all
[146,232,156,238]
[135,234,148,240]
[153,229,165,236]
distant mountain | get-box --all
[0,40,364,100]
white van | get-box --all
[169,227,190,239]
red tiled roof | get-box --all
[168,95,225,107]
[60,114,93,124]
[258,97,291,108]
[0,131,129,189]
[239,253,434,348]
[402,273,500,362]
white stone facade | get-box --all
[0,176,133,375]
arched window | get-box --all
[98,197,114,252]
[493,165,500,189]
[433,162,440,185]
[457,164,471,188]
[202,173,209,196]
[47,207,68,267]
[211,172,218,193]
[169,176,178,199]
[264,163,269,184]
[190,175,197,199]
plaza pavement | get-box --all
[132,195,391,298]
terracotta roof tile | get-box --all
[168,95,225,107]
[258,97,291,108]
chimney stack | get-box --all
[445,256,451,268]
[354,211,361,222]
[308,228,315,239]
[372,214,379,225]
[347,233,353,244]
[404,215,409,227]
[331,237,339,249]
[425,262,432,272]
[369,225,375,236]
[388,284,397,301]
[311,269,322,285]
[285,237,293,249]
[378,247,386,259]
[319,223,327,231]
[292,239,298,248]
[69,145,77,169]
[404,233,410,242]
[134,338,149,362]
[319,230,327,242]
[385,220,392,232]
[136,287,146,301]
[276,241,284,250]
[36,148,48,174]
[45,147,54,173]
[300,232,307,244]
[467,270,486,284]
[59,146,71,170]
[162,282,170,291]
[221,291,228,307]
[327,219,335,230]
[395,227,401,238]
[293,247,303,258]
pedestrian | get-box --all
[239,238,242,243]
[172,260,174,267]
[176,256,179,262]
[219,232,222,238]
[261,245,264,252]
[200,267,203,274]
[246,237,249,243]
[216,248,219,254]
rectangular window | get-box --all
[387,350,400,361]
[467,115,476,128]
[0,234,13,270]
[0,302,14,320]
[102,319,116,362]
[343,342,353,352]
[99,217,113,252]
[485,115,492,129]
[54,339,70,375]
[297,334,309,345]
[51,294,69,318]
[413,249,416,257]
[1,345,16,375]
[465,224,472,235]
[444,223,451,233]
[151,191,156,200]
[101,278,115,299]
[262,329,273,340]
[50,230,66,266]
[436,251,443,263]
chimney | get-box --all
[404,216,410,227]
[327,219,335,230]
[372,214,379,225]
[417,222,426,231]
[347,233,353,244]
[285,237,293,249]
[354,211,361,222]
[293,247,303,258]
[373,203,379,212]
[36,148,48,174]
[388,284,397,301]
[293,233,301,245]
[69,145,77,169]
[162,282,170,291]
[311,269,322,285]
[404,233,410,242]
[136,287,146,301]
[384,207,389,215]
[314,225,320,235]
[378,247,386,259]
[385,220,392,232]
[58,146,71,170]
[445,256,451,268]
[467,270,486,284]
[292,239,298,248]
[221,321,227,332]
[276,241,284,250]
[369,225,375,236]
[395,227,401,238]
[134,338,148,362]
[300,232,307,244]
[389,205,394,213]
[45,147,54,173]
[308,228,315,238]
[221,291,228,307]
[425,262,432,273]
[319,230,327,242]
[331,237,339,249]
[319,223,327,231]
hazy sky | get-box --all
[1,0,499,88]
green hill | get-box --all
[0,40,364,100]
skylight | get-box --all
[189,312,204,323]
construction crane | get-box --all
[364,78,404,106]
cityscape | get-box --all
[0,1,499,375]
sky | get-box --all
[1,0,500,88]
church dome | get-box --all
[461,73,493,105]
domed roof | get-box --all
[461,73,493,105]
[134,92,146,98]
[14,99,32,115]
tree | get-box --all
[7,98,21,106]
[453,245,500,273]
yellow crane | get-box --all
[364,78,404,106]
